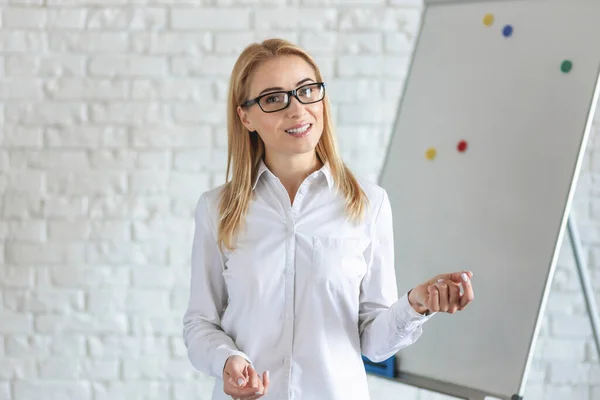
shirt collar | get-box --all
[252,158,334,190]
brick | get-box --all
[7,243,85,265]
[47,8,87,28]
[131,266,177,288]
[2,194,43,219]
[131,125,212,148]
[5,54,86,76]
[14,382,91,400]
[89,103,169,125]
[131,32,212,55]
[89,220,131,241]
[46,78,129,100]
[0,31,45,52]
[45,126,126,149]
[173,149,211,172]
[86,242,134,264]
[173,102,226,124]
[6,335,84,357]
[49,31,128,52]
[131,78,213,101]
[551,315,593,338]
[0,78,44,99]
[299,31,337,54]
[214,32,256,54]
[38,357,81,379]
[6,289,84,314]
[5,102,86,125]
[338,33,383,53]
[339,8,417,31]
[171,337,187,358]
[21,149,89,170]
[172,8,250,30]
[130,243,168,265]
[126,289,171,315]
[4,170,44,195]
[88,195,130,219]
[171,55,237,77]
[90,55,167,77]
[254,8,337,30]
[129,171,168,193]
[0,312,32,334]
[51,266,129,288]
[385,31,416,54]
[89,149,136,169]
[543,385,589,400]
[535,337,586,361]
[0,266,35,288]
[127,195,170,219]
[2,8,46,28]
[170,172,211,201]
[123,356,198,380]
[0,358,36,379]
[131,315,181,335]
[93,382,169,400]
[35,313,128,334]
[136,150,170,170]
[1,126,43,147]
[87,8,166,30]
[44,196,87,218]
[88,336,169,358]
[46,171,127,196]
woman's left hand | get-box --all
[408,271,474,315]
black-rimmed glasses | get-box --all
[241,82,326,113]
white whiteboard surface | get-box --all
[379,0,600,399]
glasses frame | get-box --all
[240,82,327,113]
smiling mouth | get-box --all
[285,123,312,135]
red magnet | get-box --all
[457,140,468,152]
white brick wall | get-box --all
[0,1,599,400]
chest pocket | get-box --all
[311,236,370,292]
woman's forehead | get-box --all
[249,55,316,93]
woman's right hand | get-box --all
[223,355,270,400]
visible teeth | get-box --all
[286,124,310,134]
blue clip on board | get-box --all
[362,355,396,378]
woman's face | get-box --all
[237,55,324,161]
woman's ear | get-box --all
[237,106,255,132]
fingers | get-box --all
[244,369,269,400]
[436,280,449,312]
[459,272,475,309]
[427,284,440,312]
[247,365,259,391]
[431,270,473,285]
[447,281,461,313]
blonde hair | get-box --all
[218,38,368,251]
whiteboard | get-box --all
[378,0,600,399]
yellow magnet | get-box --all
[483,13,494,26]
[426,147,437,160]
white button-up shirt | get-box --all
[183,160,434,400]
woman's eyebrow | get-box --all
[257,77,316,96]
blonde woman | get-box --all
[182,38,475,400]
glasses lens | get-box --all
[297,83,324,103]
[259,92,289,112]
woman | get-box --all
[182,38,474,400]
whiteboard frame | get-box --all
[377,1,600,399]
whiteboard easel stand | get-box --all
[566,216,600,363]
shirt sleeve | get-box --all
[358,188,435,363]
[182,192,252,378]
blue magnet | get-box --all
[502,25,513,37]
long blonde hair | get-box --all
[218,38,368,251]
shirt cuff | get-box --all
[394,292,436,325]
[213,347,253,379]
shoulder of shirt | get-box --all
[354,176,388,217]
[194,183,226,223]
